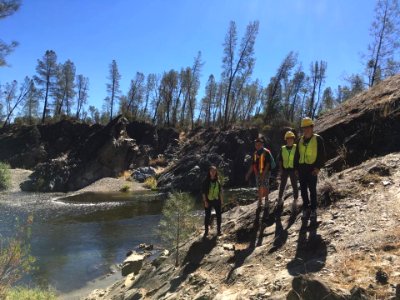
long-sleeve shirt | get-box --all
[294,134,326,170]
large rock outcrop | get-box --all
[20,116,145,192]
[0,120,95,169]
[316,74,400,172]
[157,127,259,192]
[20,117,179,192]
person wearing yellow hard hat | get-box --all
[276,130,299,217]
[294,117,326,226]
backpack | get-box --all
[265,148,277,170]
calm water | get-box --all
[0,188,255,294]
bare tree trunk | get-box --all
[42,75,50,123]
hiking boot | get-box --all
[301,208,310,220]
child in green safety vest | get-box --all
[202,165,224,237]
[277,131,299,216]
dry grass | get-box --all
[329,229,400,299]
[358,173,382,187]
[119,170,132,181]
[143,177,157,190]
[318,181,349,206]
[337,145,349,169]
[149,156,168,167]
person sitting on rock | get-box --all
[202,165,224,237]
[294,117,326,225]
[276,130,299,216]
[245,136,274,211]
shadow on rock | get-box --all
[268,215,288,253]
[287,274,347,300]
[286,220,327,275]
[226,206,263,283]
[168,236,217,293]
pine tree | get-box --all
[2,78,31,127]
[34,50,58,123]
[158,192,196,266]
[105,60,121,122]
[221,21,259,126]
[0,0,20,66]
[54,60,76,116]
[75,75,89,120]
[365,0,400,87]
[23,80,40,124]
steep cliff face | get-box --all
[15,117,179,192]
[315,74,400,173]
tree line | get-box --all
[0,0,399,129]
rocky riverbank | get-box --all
[83,152,400,300]
[6,168,145,195]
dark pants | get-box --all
[204,199,222,233]
[278,169,299,202]
[298,167,318,210]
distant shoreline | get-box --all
[8,168,147,195]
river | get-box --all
[0,188,254,297]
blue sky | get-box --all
[0,0,375,111]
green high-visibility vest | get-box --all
[281,144,296,169]
[208,181,220,201]
[299,134,319,164]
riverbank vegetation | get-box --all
[0,162,11,190]
[0,216,54,300]
[5,287,56,300]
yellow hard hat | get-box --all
[284,131,295,140]
[301,117,314,128]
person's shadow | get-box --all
[169,236,217,292]
[226,206,263,282]
[286,220,327,275]
[268,215,288,253]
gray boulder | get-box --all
[122,252,145,277]
[132,167,156,183]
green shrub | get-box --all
[158,192,196,266]
[0,162,11,191]
[144,177,157,190]
[120,184,131,193]
[0,216,36,298]
[5,287,57,300]
[217,168,228,187]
